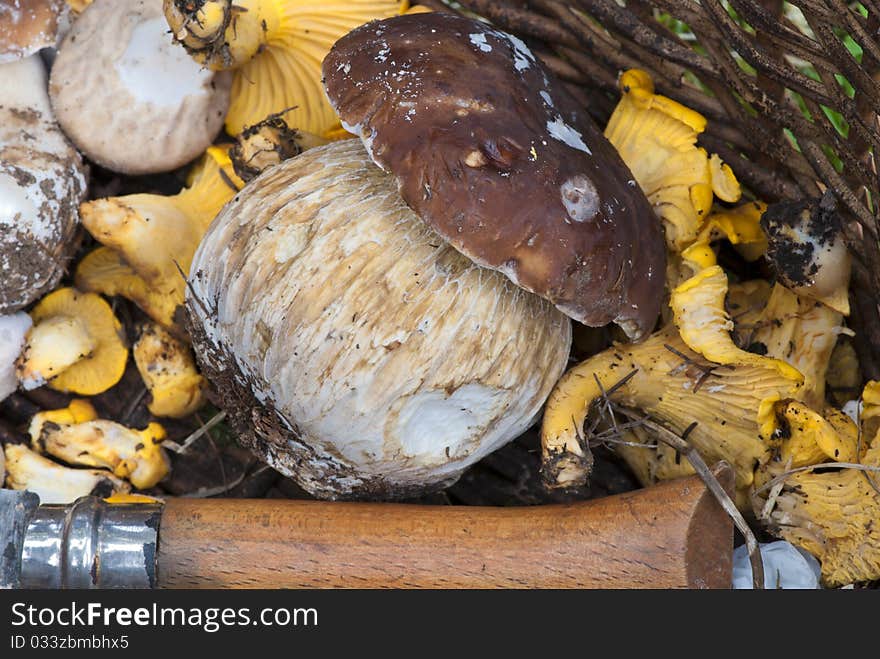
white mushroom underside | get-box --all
[189,140,572,497]
[115,16,214,108]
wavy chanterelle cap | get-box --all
[15,287,128,395]
[755,382,880,587]
[186,139,572,499]
[324,13,665,341]
[163,0,405,136]
[605,69,741,252]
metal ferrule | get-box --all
[19,497,163,589]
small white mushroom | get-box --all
[0,53,87,313]
[49,0,231,174]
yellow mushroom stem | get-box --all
[77,146,243,334]
[15,315,97,390]
[163,0,407,135]
[31,419,169,490]
[133,323,206,418]
[746,283,849,410]
[4,444,130,504]
[541,327,800,504]
[607,425,697,487]
[825,340,861,409]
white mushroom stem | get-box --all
[15,315,96,390]
[4,443,130,504]
[0,312,32,401]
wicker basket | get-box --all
[430,0,880,381]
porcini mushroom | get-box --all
[603,69,741,252]
[187,138,572,499]
[49,0,231,175]
[1,53,87,313]
[0,0,68,62]
[324,14,666,341]
[4,443,130,503]
[76,145,243,333]
[15,287,128,395]
[0,312,31,402]
[29,406,169,489]
[162,0,405,137]
[133,322,206,418]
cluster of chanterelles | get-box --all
[0,0,876,586]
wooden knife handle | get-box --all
[157,466,733,589]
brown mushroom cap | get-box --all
[0,0,66,63]
[323,13,665,340]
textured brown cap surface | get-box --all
[323,12,665,340]
[0,0,65,63]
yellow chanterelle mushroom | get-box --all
[75,146,244,334]
[15,288,128,396]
